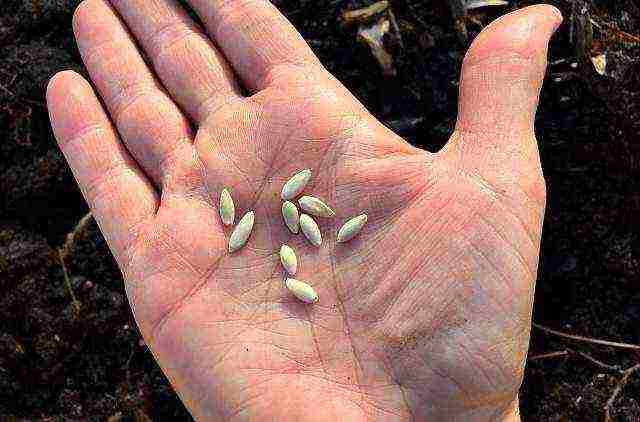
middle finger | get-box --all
[109,0,242,123]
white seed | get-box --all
[280,244,298,275]
[219,188,235,226]
[298,195,335,218]
[337,214,368,243]
[281,169,312,200]
[228,211,255,253]
[299,214,322,247]
[282,201,300,234]
[285,278,318,304]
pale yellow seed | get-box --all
[298,195,335,218]
[299,214,322,247]
[280,244,298,275]
[282,201,300,234]
[285,278,318,304]
[337,214,368,243]
[228,211,255,253]
[281,169,312,200]
[219,188,235,226]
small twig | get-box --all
[604,364,640,422]
[533,323,640,351]
[0,73,18,98]
[58,212,94,317]
[528,344,639,420]
[590,17,640,45]
[60,212,94,259]
[528,350,569,361]
[387,9,404,49]
[125,342,136,383]
[58,253,82,317]
[0,82,15,97]
[528,349,622,372]
[575,350,621,372]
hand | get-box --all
[47,1,561,420]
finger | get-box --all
[74,0,199,192]
[109,0,242,123]
[455,5,562,138]
[47,71,158,265]
[187,0,321,92]
[442,5,562,199]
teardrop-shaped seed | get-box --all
[337,214,368,243]
[280,244,298,275]
[228,211,255,253]
[299,214,322,247]
[298,195,335,218]
[219,188,235,226]
[281,169,312,200]
[282,201,300,234]
[285,278,318,304]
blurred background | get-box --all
[0,0,638,420]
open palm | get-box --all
[47,1,561,420]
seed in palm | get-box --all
[280,244,298,275]
[281,169,312,200]
[337,214,368,243]
[282,201,300,234]
[285,278,318,304]
[228,211,255,253]
[299,214,322,247]
[298,195,335,218]
[219,188,235,226]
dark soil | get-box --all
[1,0,639,420]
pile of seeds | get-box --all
[219,169,368,304]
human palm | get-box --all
[47,1,561,420]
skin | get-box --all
[46,1,562,420]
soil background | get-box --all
[1,0,639,421]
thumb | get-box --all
[441,5,562,202]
